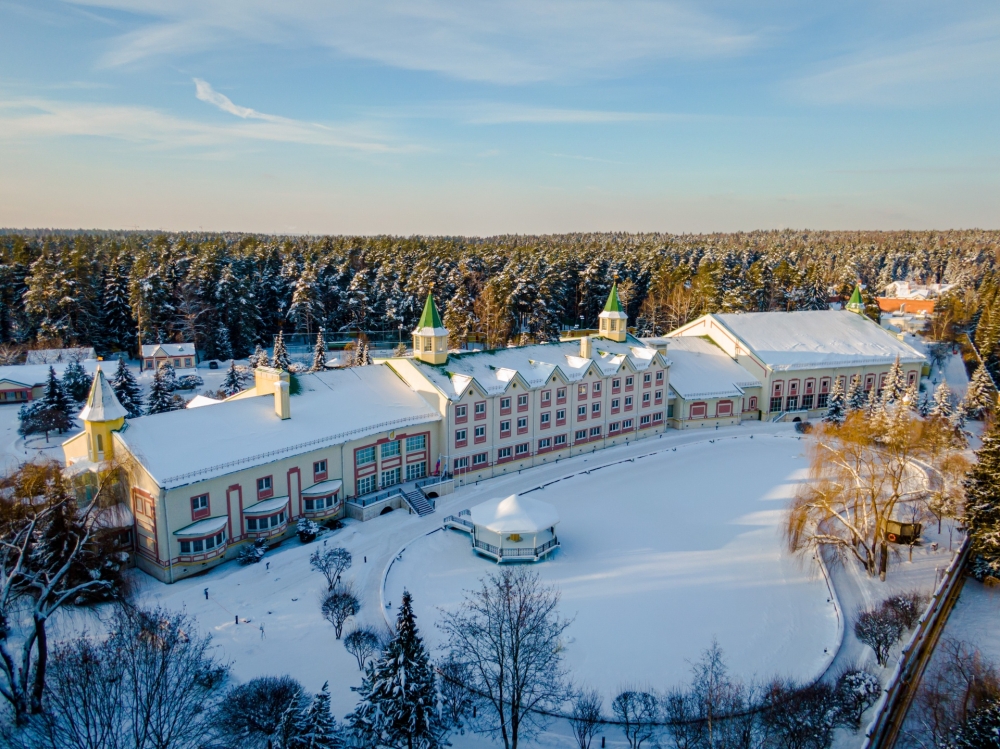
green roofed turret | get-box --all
[603,282,623,313]
[413,292,449,364]
[846,284,864,314]
[599,283,628,342]
[417,292,444,331]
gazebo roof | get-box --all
[468,494,560,534]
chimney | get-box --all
[273,380,290,420]
[580,336,592,358]
[254,365,289,395]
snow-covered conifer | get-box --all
[272,331,291,371]
[824,377,846,425]
[963,363,995,419]
[147,366,178,415]
[157,360,178,391]
[880,356,905,406]
[111,356,143,418]
[311,329,327,372]
[929,381,954,420]
[965,423,1000,580]
[290,682,343,749]
[846,376,867,412]
[249,344,269,369]
[347,590,445,749]
[61,358,93,403]
[42,366,73,433]
[221,360,245,397]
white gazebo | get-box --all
[446,494,560,563]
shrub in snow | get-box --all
[175,374,204,390]
[213,675,305,749]
[835,668,881,729]
[854,605,905,667]
[322,518,343,531]
[948,698,1000,749]
[882,590,927,630]
[343,626,381,671]
[761,680,839,749]
[321,585,360,639]
[310,546,352,590]
[297,518,320,543]
[437,657,477,735]
[238,539,268,565]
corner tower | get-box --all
[846,283,864,314]
[598,283,628,342]
[413,292,449,365]
[79,365,128,462]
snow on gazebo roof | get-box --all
[468,494,560,534]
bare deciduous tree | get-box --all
[438,567,571,749]
[437,657,478,735]
[569,688,603,749]
[854,605,905,667]
[213,675,305,749]
[611,688,658,749]
[321,585,359,639]
[309,547,352,590]
[343,626,381,671]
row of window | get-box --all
[769,393,832,413]
[304,495,338,512]
[452,414,662,470]
[247,511,287,531]
[179,530,225,555]
[770,372,919,401]
[354,461,427,497]
[355,435,426,468]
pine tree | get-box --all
[290,682,343,749]
[249,344,269,369]
[212,322,233,362]
[146,365,178,415]
[347,591,445,749]
[222,360,245,397]
[157,360,178,391]
[358,341,371,366]
[930,381,954,419]
[311,329,327,372]
[965,423,1000,580]
[846,376,867,412]
[111,356,143,418]
[963,363,995,419]
[42,366,73,433]
[61,359,93,403]
[824,377,846,424]
[272,331,291,371]
[880,356,905,406]
[101,259,134,355]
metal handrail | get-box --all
[347,486,403,508]
[473,537,559,559]
[443,515,474,531]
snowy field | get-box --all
[385,437,840,699]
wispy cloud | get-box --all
[788,16,1000,105]
[67,0,759,84]
[0,86,416,153]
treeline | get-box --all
[0,229,995,360]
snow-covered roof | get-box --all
[409,337,669,401]
[24,347,96,365]
[468,494,560,534]
[302,479,343,497]
[689,311,926,372]
[187,395,222,409]
[79,366,129,422]
[243,496,289,516]
[116,365,440,490]
[0,360,98,389]
[141,343,196,358]
[174,516,228,537]
[662,337,761,400]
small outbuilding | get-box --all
[447,494,560,563]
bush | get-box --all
[321,586,360,639]
[343,626,381,670]
[835,668,882,729]
[762,679,839,749]
[213,675,305,749]
[883,590,927,630]
[175,374,204,390]
[297,518,320,543]
[322,518,343,531]
[238,539,267,565]
[854,605,905,667]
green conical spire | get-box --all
[603,283,623,313]
[417,292,444,329]
[846,283,864,313]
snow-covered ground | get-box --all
[386,437,839,700]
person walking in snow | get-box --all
[259,622,266,639]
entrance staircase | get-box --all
[403,488,435,517]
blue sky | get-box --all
[1,0,998,234]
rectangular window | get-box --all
[517,417,528,433]
[575,429,588,441]
[381,440,400,458]
[192,539,204,552]
[578,384,588,398]
[475,425,486,440]
[406,462,427,481]
[644,373,652,385]
[589,426,601,438]
[577,405,587,418]
[609,422,620,433]
[405,434,426,452]
[515,443,529,456]
[455,429,467,446]
[625,376,634,389]
[517,394,529,409]
[556,387,567,403]
[624,396,633,409]
[500,397,511,413]
[612,378,621,391]
[191,494,209,520]
[498,447,512,460]
[313,460,328,480]
[539,437,551,449]
[654,390,663,404]
[640,414,651,426]
[623,419,633,430]
[667,405,675,418]
[652,412,663,423]
[357,475,376,495]
[180,541,191,554]
[380,467,401,487]
[454,457,469,470]
[785,396,798,411]
[817,393,829,408]
[540,412,550,426]
[802,394,814,410]
[554,434,567,446]
[770,396,783,412]
[611,398,620,411]
[356,446,376,467]
[656,371,664,382]
[556,409,566,424]
[455,404,467,419]
[592,382,601,394]
[257,476,273,499]
[474,401,487,418]
[642,392,651,405]
[592,401,601,414]
[472,453,488,466]
[500,420,511,436]
[541,390,551,404]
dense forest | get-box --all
[0,229,996,361]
